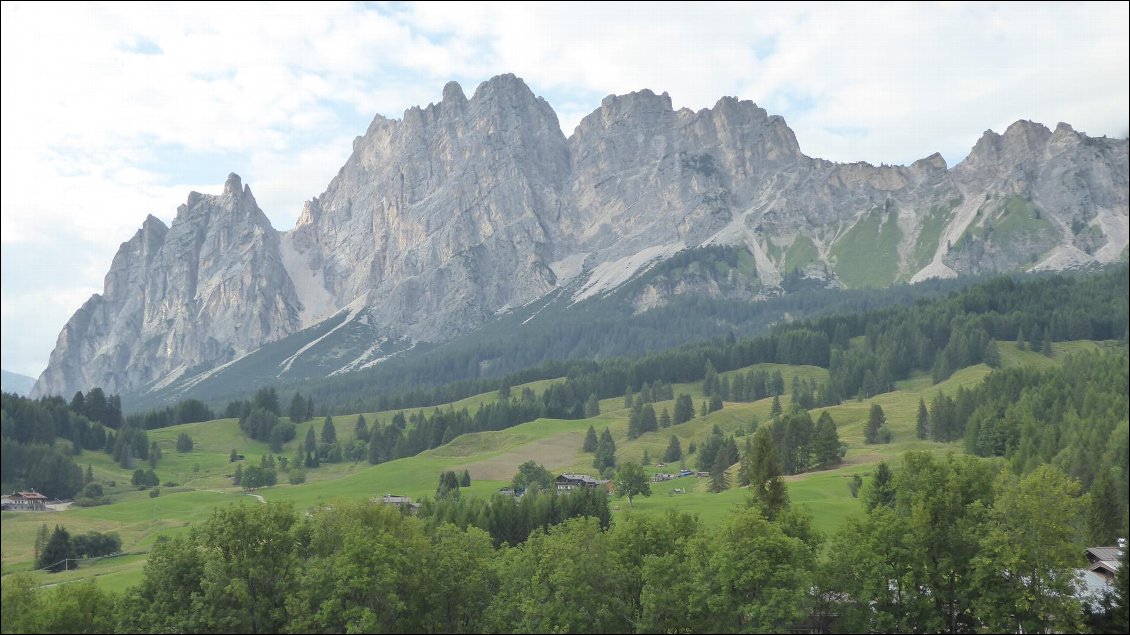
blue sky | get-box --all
[2,1,1128,379]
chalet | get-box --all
[1084,545,1123,584]
[555,473,610,492]
[373,493,420,514]
[1078,542,1124,611]
[5,491,48,511]
[651,472,675,482]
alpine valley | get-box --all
[31,74,1129,408]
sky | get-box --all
[1,1,1127,380]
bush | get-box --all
[149,488,160,498]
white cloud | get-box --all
[1,1,1127,377]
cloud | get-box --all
[1,1,1127,377]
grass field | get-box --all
[1,342,1099,591]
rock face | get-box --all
[32,75,1130,400]
[33,175,302,397]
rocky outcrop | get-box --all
[32,175,302,397]
[32,75,1130,400]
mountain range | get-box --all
[30,74,1129,404]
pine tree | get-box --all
[585,393,601,418]
[674,394,695,425]
[320,416,337,445]
[709,449,731,493]
[864,461,896,511]
[640,404,658,433]
[233,463,243,486]
[659,407,672,428]
[915,398,930,440]
[230,448,239,463]
[663,435,682,462]
[38,525,74,572]
[642,448,651,466]
[594,428,617,472]
[770,395,782,417]
[460,469,471,487]
[288,392,308,423]
[583,425,598,452]
[812,411,843,469]
[624,385,634,409]
[865,403,886,444]
[305,427,317,454]
[354,415,369,443]
[84,464,94,485]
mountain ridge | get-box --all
[31,74,1129,401]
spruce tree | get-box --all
[915,398,930,440]
[354,415,369,443]
[583,425,598,453]
[663,435,682,462]
[320,416,337,445]
[865,403,886,444]
[659,407,672,428]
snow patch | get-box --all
[279,232,337,327]
[572,242,685,303]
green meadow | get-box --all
[1,341,1098,591]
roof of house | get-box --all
[1086,546,1122,563]
[13,491,47,500]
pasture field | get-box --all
[1,342,1095,591]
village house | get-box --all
[554,473,611,492]
[372,493,420,514]
[2,490,48,511]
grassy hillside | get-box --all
[0,341,1104,592]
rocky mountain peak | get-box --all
[32,76,1129,402]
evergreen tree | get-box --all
[770,395,782,417]
[1016,327,1027,350]
[627,407,642,440]
[865,403,886,444]
[864,461,896,511]
[304,427,317,454]
[744,429,789,518]
[232,463,243,486]
[812,411,843,469]
[594,428,617,472]
[460,469,471,487]
[320,416,337,446]
[916,398,930,440]
[674,394,695,425]
[659,407,672,428]
[624,385,634,409]
[640,404,658,434]
[230,448,239,462]
[84,464,94,485]
[708,394,723,413]
[642,448,651,466]
[436,471,461,501]
[663,435,682,462]
[287,392,308,423]
[148,441,161,469]
[703,360,719,397]
[983,339,1001,368]
[582,425,598,453]
[584,393,601,418]
[37,525,74,572]
[353,415,369,443]
[709,450,731,493]
[176,432,194,453]
[699,400,709,418]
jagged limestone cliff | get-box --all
[32,75,1129,399]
